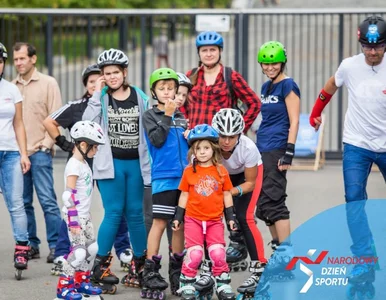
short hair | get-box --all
[13,42,37,57]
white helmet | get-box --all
[97,48,129,68]
[70,121,105,145]
[177,72,192,90]
[212,108,245,136]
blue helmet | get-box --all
[187,124,219,146]
[196,31,224,49]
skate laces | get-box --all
[197,272,213,285]
[101,256,116,278]
[242,273,260,286]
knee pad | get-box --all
[184,245,203,271]
[208,244,227,268]
[67,245,87,269]
[86,241,98,263]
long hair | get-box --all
[188,139,225,183]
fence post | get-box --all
[234,14,240,71]
[140,16,146,92]
[337,14,344,151]
[241,13,249,81]
[86,16,92,59]
[45,15,53,76]
[119,16,128,52]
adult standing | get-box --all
[186,31,261,130]
[309,16,386,282]
[82,48,150,293]
[0,42,31,275]
[13,42,62,263]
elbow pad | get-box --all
[62,188,79,208]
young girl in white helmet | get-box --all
[55,120,105,300]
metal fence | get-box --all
[1,8,385,155]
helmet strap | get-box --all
[75,143,93,160]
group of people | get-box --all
[0,14,385,300]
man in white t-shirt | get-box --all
[309,16,386,282]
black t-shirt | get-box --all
[53,97,93,167]
[108,87,140,160]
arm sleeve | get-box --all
[51,104,73,129]
[143,110,172,148]
[64,159,81,178]
[334,60,346,88]
[11,84,23,104]
[178,169,190,192]
[222,167,233,191]
[82,91,102,123]
[283,78,301,99]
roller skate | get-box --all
[55,275,82,300]
[169,252,184,296]
[237,261,266,299]
[177,274,197,300]
[265,242,295,282]
[226,231,248,272]
[74,270,103,299]
[194,271,215,300]
[51,256,66,276]
[120,248,134,272]
[215,272,236,300]
[268,240,279,252]
[346,264,375,300]
[14,242,30,280]
[121,254,145,288]
[91,253,119,294]
[140,255,168,299]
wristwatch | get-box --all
[39,146,51,154]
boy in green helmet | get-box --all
[141,68,189,298]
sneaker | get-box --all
[47,248,55,263]
[29,246,40,259]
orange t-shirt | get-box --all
[179,164,233,221]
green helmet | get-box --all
[149,68,179,89]
[257,41,287,64]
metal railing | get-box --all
[1,8,385,155]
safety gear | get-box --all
[176,72,192,91]
[278,143,295,166]
[70,120,105,145]
[81,64,101,86]
[211,108,245,136]
[55,135,75,152]
[257,41,287,64]
[187,124,219,146]
[309,89,332,128]
[358,16,386,45]
[0,42,7,62]
[196,31,224,49]
[97,48,129,68]
[149,68,179,89]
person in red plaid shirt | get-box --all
[185,31,261,132]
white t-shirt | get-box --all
[222,135,263,175]
[0,79,23,151]
[335,53,386,152]
[63,157,93,217]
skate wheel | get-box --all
[236,294,244,300]
[233,267,240,272]
[158,291,166,300]
[15,269,22,280]
[241,265,248,271]
[140,289,147,298]
[108,285,117,295]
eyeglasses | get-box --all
[361,43,386,51]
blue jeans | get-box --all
[0,151,29,242]
[97,158,147,257]
[343,143,386,258]
[23,151,61,249]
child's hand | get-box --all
[229,220,237,231]
[183,130,190,139]
[164,99,177,116]
[171,220,180,231]
[95,76,106,92]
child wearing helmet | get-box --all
[141,68,189,297]
[172,124,238,300]
[55,120,105,300]
[256,41,300,279]
[175,72,192,112]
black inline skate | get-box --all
[14,242,30,280]
[91,253,119,294]
[51,255,65,276]
[346,264,375,300]
[237,261,267,299]
[140,255,168,299]
[121,253,145,288]
[169,252,184,296]
[194,271,215,300]
[226,231,248,272]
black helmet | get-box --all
[0,42,7,62]
[81,64,101,86]
[358,16,386,45]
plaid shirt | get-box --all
[186,65,260,131]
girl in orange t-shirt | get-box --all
[172,124,238,300]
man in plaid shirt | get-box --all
[185,31,260,132]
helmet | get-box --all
[177,72,192,91]
[149,68,179,89]
[187,124,219,146]
[0,42,7,62]
[212,108,245,136]
[70,121,105,145]
[196,31,224,49]
[97,48,129,68]
[257,41,287,64]
[358,16,386,44]
[81,64,101,86]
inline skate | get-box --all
[226,231,248,272]
[237,261,266,299]
[178,274,197,300]
[169,252,184,296]
[51,256,66,276]
[215,272,236,300]
[121,254,145,288]
[265,243,295,282]
[120,248,134,272]
[55,275,82,300]
[91,253,119,294]
[74,270,104,299]
[346,264,375,300]
[194,271,215,300]
[140,255,168,299]
[14,242,30,280]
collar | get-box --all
[15,67,39,85]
